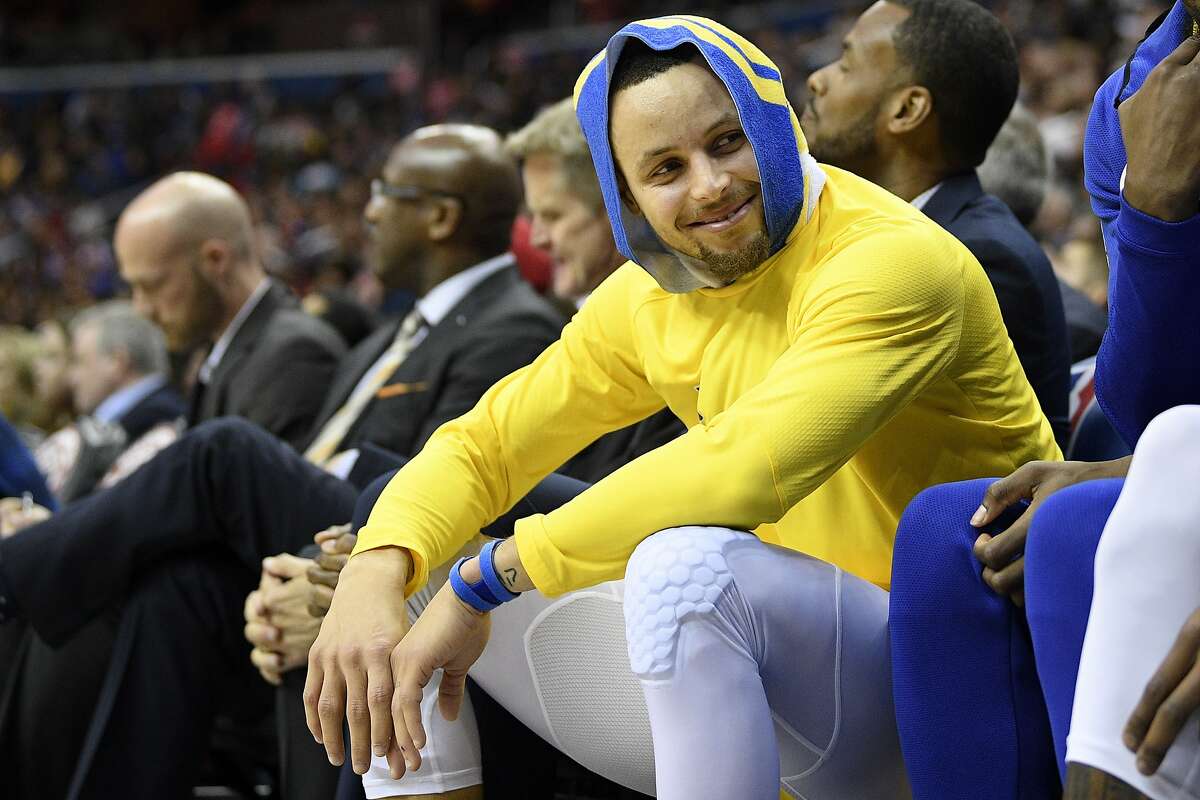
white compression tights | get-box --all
[1069,405,1200,799]
[369,526,910,799]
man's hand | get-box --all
[244,553,322,685]
[1120,34,1200,222]
[307,525,356,618]
[304,546,413,776]
[1124,608,1200,775]
[0,497,51,538]
[386,579,491,780]
[971,458,1130,606]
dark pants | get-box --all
[0,419,357,798]
[0,418,622,799]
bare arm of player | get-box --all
[381,538,532,781]
[304,546,414,775]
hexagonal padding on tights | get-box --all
[623,526,743,677]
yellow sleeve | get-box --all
[515,230,967,595]
[352,265,666,595]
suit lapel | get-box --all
[918,171,984,229]
[378,267,520,391]
[308,317,403,433]
[197,282,287,421]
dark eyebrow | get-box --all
[635,112,742,171]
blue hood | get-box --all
[573,15,826,292]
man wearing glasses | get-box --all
[0,123,567,799]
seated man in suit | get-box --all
[0,124,569,800]
[0,175,345,800]
[801,0,1071,443]
[118,170,346,446]
[977,104,1109,362]
[35,300,185,502]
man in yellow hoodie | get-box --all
[303,17,1058,799]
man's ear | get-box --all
[886,85,934,135]
[197,239,232,281]
[426,197,464,243]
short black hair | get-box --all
[890,0,1019,169]
[610,40,697,97]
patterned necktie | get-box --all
[303,308,425,466]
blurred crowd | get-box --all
[0,0,1169,436]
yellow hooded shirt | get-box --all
[353,165,1060,597]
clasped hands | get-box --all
[243,523,356,686]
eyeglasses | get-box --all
[370,179,467,210]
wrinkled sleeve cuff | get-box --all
[1116,198,1200,256]
[513,515,571,597]
[350,530,428,599]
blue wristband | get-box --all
[448,557,500,613]
[478,539,522,603]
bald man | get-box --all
[115,171,346,447]
[0,127,565,800]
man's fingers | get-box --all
[302,657,326,742]
[974,512,1032,568]
[342,657,373,775]
[264,553,313,580]
[386,739,407,781]
[244,621,281,648]
[317,671,348,765]
[307,566,341,589]
[308,584,334,619]
[973,467,1040,527]
[366,654,397,761]
[314,523,353,545]
[390,654,428,772]
[251,646,284,673]
[1134,663,1200,775]
[982,558,1025,600]
[1125,616,1200,752]
[438,668,468,722]
[315,550,349,572]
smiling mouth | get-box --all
[689,194,756,232]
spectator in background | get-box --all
[802,0,1071,444]
[979,104,1108,360]
[114,171,345,447]
[34,301,184,502]
[505,97,684,483]
[505,97,624,306]
[0,412,54,512]
[0,327,42,445]
[0,125,568,800]
[31,318,74,435]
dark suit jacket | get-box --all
[305,266,563,460]
[922,172,1071,444]
[191,281,346,448]
[116,383,186,443]
[1058,279,1107,362]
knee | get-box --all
[1134,405,1200,472]
[188,417,264,453]
[623,526,741,679]
[1025,482,1116,601]
[892,479,994,599]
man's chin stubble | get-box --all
[696,233,772,284]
